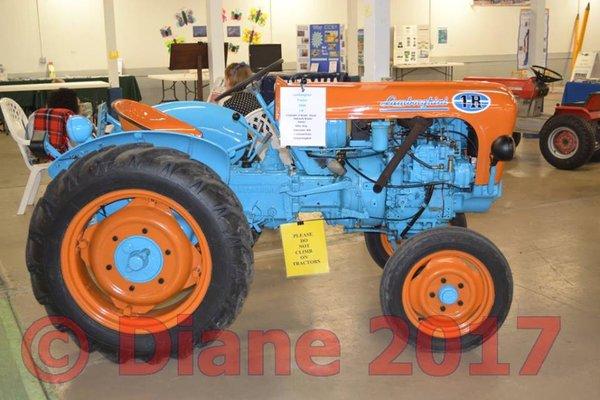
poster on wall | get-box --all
[437,27,448,44]
[227,26,241,38]
[309,24,346,73]
[474,0,530,5]
[394,25,429,64]
[297,25,310,72]
[358,29,364,67]
[517,8,549,69]
[192,25,207,38]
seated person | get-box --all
[209,62,261,115]
[26,88,80,159]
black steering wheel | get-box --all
[531,65,563,83]
[214,58,284,101]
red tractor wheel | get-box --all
[539,114,595,170]
[380,227,512,352]
[365,214,467,269]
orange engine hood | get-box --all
[275,78,517,185]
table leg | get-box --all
[160,80,166,103]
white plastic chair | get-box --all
[0,98,50,215]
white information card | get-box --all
[279,87,327,147]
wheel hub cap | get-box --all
[438,284,459,305]
[115,236,163,283]
[549,128,579,158]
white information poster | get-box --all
[394,25,429,64]
[517,8,549,69]
[279,87,327,147]
[571,52,600,81]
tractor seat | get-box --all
[561,101,586,107]
[112,99,202,136]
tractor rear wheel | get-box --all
[539,114,595,170]
[26,144,253,360]
[365,214,467,269]
[380,227,512,352]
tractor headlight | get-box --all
[491,135,515,165]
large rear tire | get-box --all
[26,144,253,360]
[365,214,467,269]
[380,227,512,352]
[539,114,595,170]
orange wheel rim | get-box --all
[61,189,212,333]
[401,250,494,339]
[380,233,399,256]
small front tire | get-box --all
[380,227,512,352]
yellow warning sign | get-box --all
[280,219,329,278]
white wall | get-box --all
[1,0,599,75]
[0,0,107,74]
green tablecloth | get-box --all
[0,75,141,112]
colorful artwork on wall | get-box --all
[243,28,262,44]
[175,9,195,27]
[193,25,207,38]
[165,36,186,52]
[249,8,268,27]
[227,26,241,38]
[160,26,172,38]
[231,9,242,21]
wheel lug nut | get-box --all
[165,249,171,255]
[441,278,446,283]
[429,292,435,298]
[142,228,148,234]
[458,283,464,289]
[106,264,112,271]
[440,306,446,312]
[129,285,135,291]
[112,236,119,242]
[158,278,164,284]
[458,300,463,306]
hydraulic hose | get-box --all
[373,117,432,193]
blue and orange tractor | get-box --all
[26,59,517,359]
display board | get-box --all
[474,0,530,5]
[517,8,549,69]
[571,52,600,81]
[310,24,345,73]
[394,25,430,64]
[358,29,365,67]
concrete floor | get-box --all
[1,93,600,399]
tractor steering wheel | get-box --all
[531,65,563,84]
[214,59,284,101]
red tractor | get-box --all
[465,66,563,147]
[538,88,600,169]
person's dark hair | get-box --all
[47,88,79,114]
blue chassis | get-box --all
[49,90,502,243]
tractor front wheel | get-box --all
[380,227,512,352]
[365,214,467,269]
[26,144,253,360]
[539,115,595,170]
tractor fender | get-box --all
[48,130,232,182]
[154,101,249,163]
